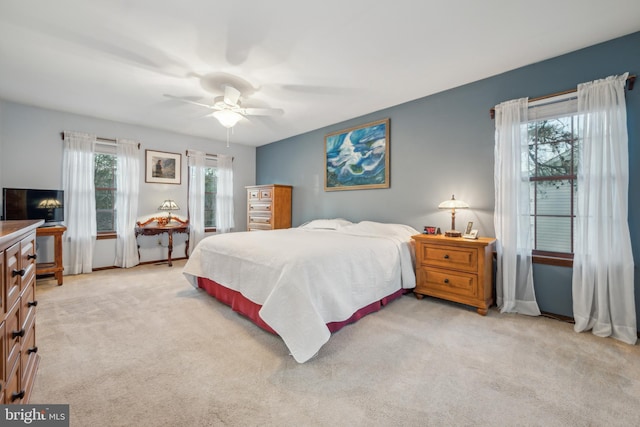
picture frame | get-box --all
[464,221,473,235]
[145,149,181,184]
[324,118,390,191]
[423,226,440,235]
[463,229,479,240]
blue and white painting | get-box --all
[325,119,389,190]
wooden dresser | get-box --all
[246,184,292,231]
[412,234,496,315]
[0,220,42,403]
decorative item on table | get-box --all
[438,194,469,237]
[423,226,440,235]
[462,221,479,239]
[157,200,180,226]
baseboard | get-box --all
[541,311,640,339]
[92,257,188,271]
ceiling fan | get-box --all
[165,85,283,129]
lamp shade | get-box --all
[37,198,63,209]
[438,195,469,210]
[211,110,243,128]
[158,200,180,211]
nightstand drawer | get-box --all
[248,190,260,200]
[420,244,477,273]
[417,268,478,298]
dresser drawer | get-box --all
[249,215,272,225]
[259,188,273,200]
[20,284,37,332]
[21,317,37,386]
[248,189,260,200]
[5,300,21,375]
[248,202,272,212]
[5,242,21,312]
[417,268,478,298]
[19,236,37,293]
[4,355,21,403]
[248,223,273,231]
[420,244,478,273]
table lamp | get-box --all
[438,195,469,237]
[157,200,180,225]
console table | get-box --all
[135,220,189,267]
[36,225,66,285]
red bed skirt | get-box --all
[197,277,405,335]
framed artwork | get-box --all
[145,149,181,184]
[324,118,390,191]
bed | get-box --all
[182,220,418,363]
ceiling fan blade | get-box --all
[223,85,241,106]
[242,107,284,116]
[163,94,216,110]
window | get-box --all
[204,166,217,229]
[95,151,117,233]
[526,97,578,259]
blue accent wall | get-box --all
[257,32,640,328]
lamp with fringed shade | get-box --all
[438,195,469,237]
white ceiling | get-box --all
[1,1,639,147]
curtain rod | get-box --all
[185,150,233,161]
[489,74,635,119]
[60,132,140,149]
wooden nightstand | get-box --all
[412,234,496,315]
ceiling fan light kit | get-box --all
[212,109,243,128]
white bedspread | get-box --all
[183,221,418,363]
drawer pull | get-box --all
[12,269,26,277]
[11,390,25,401]
[443,279,450,284]
[12,329,25,339]
[443,255,449,259]
[28,300,38,307]
[28,253,37,260]
[28,346,39,354]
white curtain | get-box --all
[572,73,636,344]
[494,98,541,316]
[114,139,140,268]
[216,154,235,233]
[62,131,97,275]
[187,150,207,253]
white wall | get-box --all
[0,100,256,269]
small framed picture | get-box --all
[463,229,479,240]
[145,149,181,184]
[464,221,473,235]
[423,226,440,235]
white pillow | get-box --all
[298,218,353,230]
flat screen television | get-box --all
[2,188,64,225]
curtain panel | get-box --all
[62,131,97,275]
[216,154,235,234]
[114,139,140,268]
[493,98,541,316]
[187,150,206,253]
[572,73,636,345]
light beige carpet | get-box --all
[31,261,640,426]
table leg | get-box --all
[54,233,64,285]
[167,231,174,267]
